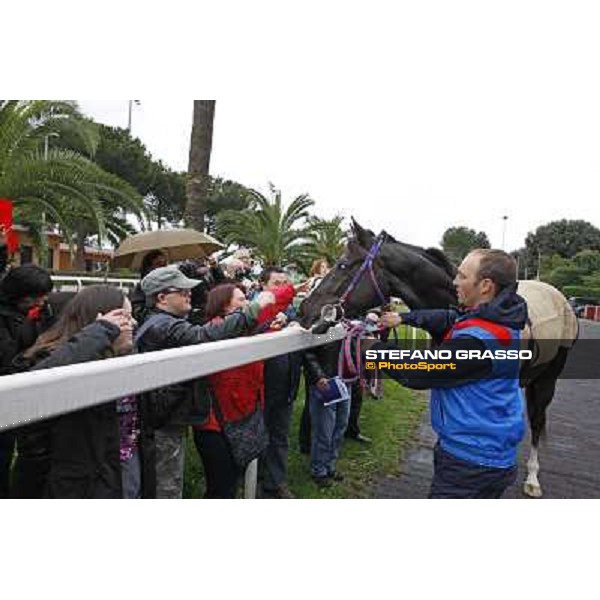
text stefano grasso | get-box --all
[365,349,533,361]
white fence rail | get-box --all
[0,320,426,499]
[51,275,138,293]
[0,325,346,431]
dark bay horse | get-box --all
[299,219,578,498]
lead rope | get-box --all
[337,313,399,393]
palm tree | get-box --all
[216,184,315,266]
[305,215,347,265]
[0,101,145,268]
[185,100,216,232]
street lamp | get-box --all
[127,100,141,132]
[44,132,59,160]
[501,215,508,251]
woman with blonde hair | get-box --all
[306,258,330,295]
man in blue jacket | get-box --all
[373,249,527,498]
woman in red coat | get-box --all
[193,283,266,498]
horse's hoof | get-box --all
[523,482,543,498]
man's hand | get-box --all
[294,279,312,293]
[380,311,402,329]
[316,378,329,391]
[0,223,7,246]
[269,312,288,330]
[256,291,276,309]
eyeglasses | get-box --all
[161,288,192,297]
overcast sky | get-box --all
[78,9,600,254]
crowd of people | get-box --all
[2,221,527,500]
[0,230,374,499]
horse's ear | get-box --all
[351,218,375,247]
[382,229,397,244]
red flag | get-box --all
[0,198,20,253]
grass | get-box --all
[183,377,427,499]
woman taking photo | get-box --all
[12,285,138,499]
[193,283,265,498]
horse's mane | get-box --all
[382,230,456,278]
[422,247,457,278]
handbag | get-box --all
[212,392,269,470]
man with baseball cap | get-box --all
[135,265,275,499]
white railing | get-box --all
[50,275,138,293]
[0,323,349,500]
[0,325,346,431]
[0,317,426,498]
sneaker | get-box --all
[272,484,295,499]
[347,433,372,444]
[312,475,333,489]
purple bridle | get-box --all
[338,232,388,309]
[327,233,389,384]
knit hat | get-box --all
[0,264,53,301]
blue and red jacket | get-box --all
[429,316,525,468]
[373,286,528,468]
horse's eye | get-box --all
[339,263,347,270]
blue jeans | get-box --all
[309,386,351,478]
[121,449,142,499]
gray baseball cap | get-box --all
[141,265,201,296]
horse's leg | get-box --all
[523,347,569,498]
[524,383,544,498]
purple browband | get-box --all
[339,232,387,307]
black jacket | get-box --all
[0,244,8,277]
[135,303,261,428]
[303,341,343,386]
[12,321,126,499]
[264,351,303,405]
[129,283,147,325]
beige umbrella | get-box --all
[112,228,225,271]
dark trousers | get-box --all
[429,443,518,499]
[0,432,15,498]
[345,381,363,438]
[193,430,239,499]
[262,393,294,491]
[299,383,311,452]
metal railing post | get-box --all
[244,459,258,499]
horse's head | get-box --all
[299,218,458,328]
[299,221,390,328]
